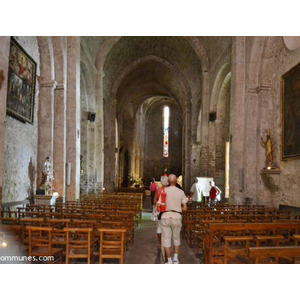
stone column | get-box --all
[199,71,210,177]
[110,99,117,191]
[65,36,80,201]
[229,37,246,204]
[183,100,192,190]
[37,80,56,188]
[53,83,66,200]
[95,70,104,191]
[0,36,10,210]
[103,98,117,192]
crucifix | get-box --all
[0,70,5,89]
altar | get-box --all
[34,194,59,206]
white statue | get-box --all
[43,156,53,178]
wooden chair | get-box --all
[46,219,71,259]
[97,228,127,264]
[26,226,63,264]
[20,218,44,250]
[64,228,93,264]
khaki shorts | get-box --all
[161,217,182,248]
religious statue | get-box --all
[40,156,54,192]
[261,128,273,168]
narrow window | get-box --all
[163,106,169,157]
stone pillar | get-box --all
[53,83,66,200]
[65,36,80,201]
[103,98,117,192]
[37,80,56,188]
[183,100,192,190]
[110,99,117,191]
[0,36,10,211]
[230,37,246,204]
[199,71,210,177]
[95,71,104,191]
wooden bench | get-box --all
[213,236,254,264]
[205,222,300,263]
[237,246,300,264]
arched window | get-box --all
[163,106,169,157]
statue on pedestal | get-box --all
[261,128,274,169]
[40,156,54,193]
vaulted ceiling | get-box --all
[81,36,232,116]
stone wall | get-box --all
[144,102,182,183]
[80,174,103,195]
[263,37,300,208]
[2,37,40,203]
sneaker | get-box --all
[165,261,173,264]
[173,259,179,264]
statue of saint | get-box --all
[43,156,53,179]
[261,129,273,168]
[40,156,53,190]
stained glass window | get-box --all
[163,106,169,157]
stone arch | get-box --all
[210,63,231,112]
[95,36,210,72]
[111,55,192,104]
[207,64,231,190]
[283,36,300,51]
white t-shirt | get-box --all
[158,186,187,219]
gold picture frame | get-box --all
[281,62,300,160]
[6,37,37,124]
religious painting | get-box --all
[6,37,37,124]
[281,62,300,160]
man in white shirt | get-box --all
[157,174,187,264]
[190,177,203,202]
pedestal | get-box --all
[34,194,58,206]
[260,168,281,191]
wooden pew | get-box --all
[205,222,300,263]
[237,246,300,264]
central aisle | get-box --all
[124,196,201,264]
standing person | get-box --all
[153,175,169,248]
[150,178,158,207]
[157,174,187,264]
[209,181,221,204]
[190,177,202,203]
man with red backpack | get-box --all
[157,174,187,264]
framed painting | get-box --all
[281,62,300,160]
[6,37,37,124]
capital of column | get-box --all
[39,80,57,89]
[55,83,66,90]
[248,85,272,94]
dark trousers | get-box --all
[151,191,156,206]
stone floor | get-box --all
[124,195,201,264]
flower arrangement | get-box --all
[42,178,55,194]
[128,174,142,186]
